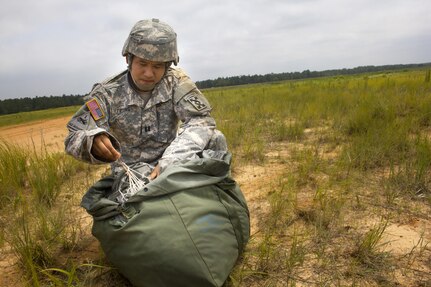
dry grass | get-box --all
[1,69,431,286]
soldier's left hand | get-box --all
[149,164,161,180]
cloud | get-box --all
[0,0,430,99]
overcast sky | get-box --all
[0,0,430,100]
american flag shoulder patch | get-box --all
[86,98,105,121]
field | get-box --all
[0,69,431,286]
[0,115,72,152]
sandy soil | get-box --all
[0,120,430,286]
[0,116,70,152]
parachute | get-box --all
[81,152,250,287]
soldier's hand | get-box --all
[91,134,121,162]
[149,164,161,180]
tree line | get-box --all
[0,94,85,115]
[195,63,431,89]
[1,63,430,115]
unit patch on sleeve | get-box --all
[86,98,105,121]
[185,94,207,111]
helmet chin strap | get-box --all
[126,54,153,93]
[127,54,134,71]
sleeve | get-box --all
[157,77,218,171]
[64,86,120,164]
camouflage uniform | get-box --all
[64,67,227,175]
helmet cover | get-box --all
[122,19,179,65]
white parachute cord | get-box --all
[116,160,148,198]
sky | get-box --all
[0,0,430,100]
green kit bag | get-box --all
[81,152,250,287]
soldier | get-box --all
[65,18,226,180]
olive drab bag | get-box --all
[81,152,250,287]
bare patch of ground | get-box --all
[234,162,286,235]
[0,116,70,152]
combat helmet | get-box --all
[122,18,179,65]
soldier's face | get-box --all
[129,56,166,91]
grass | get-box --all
[0,140,90,207]
[0,106,79,127]
[205,69,431,286]
[351,220,389,269]
[1,69,431,286]
[0,141,28,207]
[0,138,96,286]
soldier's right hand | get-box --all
[91,133,121,162]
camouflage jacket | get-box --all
[65,67,225,175]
